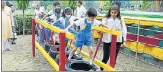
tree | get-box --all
[60,1,69,9]
[68,0,77,15]
[141,0,151,11]
[103,0,112,11]
[16,0,30,36]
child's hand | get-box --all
[63,29,68,32]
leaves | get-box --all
[141,0,152,11]
[16,14,33,35]
[60,1,69,8]
[68,0,77,10]
[103,0,112,11]
[16,0,30,10]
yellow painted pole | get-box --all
[35,19,75,39]
[35,42,59,71]
[35,19,121,38]
[92,26,121,36]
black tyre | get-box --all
[65,60,97,71]
[44,43,50,53]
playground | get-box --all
[2,35,163,71]
[1,0,163,71]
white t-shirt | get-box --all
[39,6,45,14]
[102,17,127,43]
[74,18,102,30]
[34,9,40,18]
[58,16,77,27]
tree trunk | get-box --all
[23,9,25,36]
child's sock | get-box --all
[74,51,78,54]
[89,57,94,65]
[68,51,73,60]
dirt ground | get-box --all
[2,35,163,71]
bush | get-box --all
[16,14,33,35]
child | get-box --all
[67,7,102,64]
[44,8,62,44]
[57,7,77,34]
[54,7,77,44]
[42,2,61,20]
[100,5,127,71]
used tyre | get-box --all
[65,60,97,71]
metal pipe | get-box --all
[109,35,117,68]
[135,19,140,66]
[35,42,59,71]
[126,26,163,33]
[93,33,103,59]
[32,18,36,57]
[59,32,66,71]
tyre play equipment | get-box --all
[65,60,97,71]
[32,18,121,71]
[96,15,163,27]
[96,14,163,68]
[100,11,163,19]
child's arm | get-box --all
[41,10,53,20]
[64,17,79,31]
[52,17,63,25]
[64,20,74,31]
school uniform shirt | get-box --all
[34,9,40,18]
[74,18,102,30]
[39,6,45,14]
[57,16,77,28]
[49,14,56,24]
[48,8,63,16]
[102,17,127,43]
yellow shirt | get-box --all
[2,6,13,41]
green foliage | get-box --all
[46,5,53,13]
[16,14,33,35]
[41,1,53,9]
[16,0,30,10]
[103,0,112,11]
[141,0,152,11]
[60,1,69,8]
[68,0,77,10]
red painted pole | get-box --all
[32,18,36,57]
[109,35,117,68]
[59,32,66,71]
[93,34,103,58]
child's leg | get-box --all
[87,46,94,60]
[52,34,58,45]
[68,47,77,60]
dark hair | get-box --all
[55,8,61,14]
[62,7,72,17]
[104,5,121,20]
[53,2,60,6]
[78,0,82,5]
[86,7,97,17]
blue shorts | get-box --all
[75,32,92,48]
[45,28,51,40]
